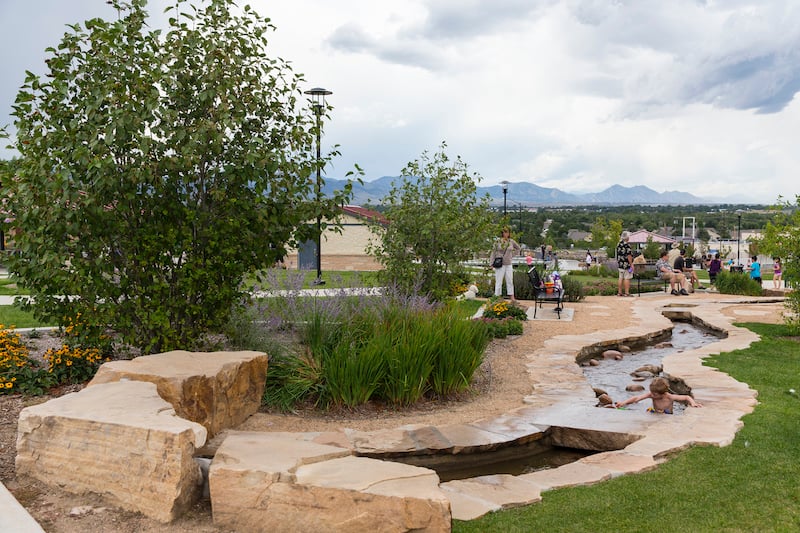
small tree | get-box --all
[643,236,661,260]
[2,0,353,353]
[590,216,624,251]
[756,196,800,331]
[367,143,494,299]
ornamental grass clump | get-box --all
[246,281,489,410]
[430,311,490,396]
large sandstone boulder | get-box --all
[210,432,452,532]
[16,381,207,523]
[89,350,267,437]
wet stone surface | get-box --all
[583,321,722,412]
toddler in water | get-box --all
[614,377,702,414]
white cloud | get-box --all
[1,0,798,203]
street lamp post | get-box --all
[736,212,742,267]
[304,87,332,286]
[501,181,509,217]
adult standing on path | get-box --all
[616,231,634,297]
[490,226,521,302]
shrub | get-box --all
[430,311,490,396]
[0,326,53,395]
[248,288,491,410]
[482,297,528,320]
[262,352,325,412]
[43,345,105,385]
[559,275,585,302]
[505,318,524,336]
[715,271,764,296]
[474,317,524,339]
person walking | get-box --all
[748,256,762,285]
[773,258,783,289]
[616,231,634,297]
[489,226,521,302]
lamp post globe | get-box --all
[501,181,509,217]
[304,87,332,286]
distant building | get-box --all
[567,229,591,242]
[284,205,386,271]
[627,229,677,246]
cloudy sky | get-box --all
[2,0,799,204]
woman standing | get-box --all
[489,226,521,302]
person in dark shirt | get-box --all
[708,253,722,284]
[674,249,700,291]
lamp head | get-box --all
[304,87,332,111]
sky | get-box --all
[2,0,799,204]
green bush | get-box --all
[715,271,764,296]
[378,312,437,406]
[253,291,490,410]
[559,275,585,302]
[505,318,524,336]
[482,297,528,320]
[1,325,107,395]
[324,333,385,408]
[262,352,325,411]
[474,317,523,339]
[579,279,619,296]
[430,313,490,396]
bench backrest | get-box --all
[528,267,544,289]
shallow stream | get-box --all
[583,320,723,413]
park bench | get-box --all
[633,263,669,296]
[527,267,563,319]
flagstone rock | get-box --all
[15,381,207,523]
[89,350,268,437]
[209,432,451,532]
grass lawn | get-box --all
[0,278,28,296]
[454,322,800,532]
[0,305,53,329]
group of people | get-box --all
[613,231,696,297]
[617,232,785,295]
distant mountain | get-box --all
[321,177,709,206]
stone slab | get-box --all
[209,432,451,532]
[15,381,207,523]
[0,482,45,533]
[89,350,268,437]
[441,474,541,520]
[519,462,612,491]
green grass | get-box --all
[0,278,29,295]
[454,323,800,532]
[0,305,54,329]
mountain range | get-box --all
[321,176,707,206]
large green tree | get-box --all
[368,143,494,299]
[2,0,352,353]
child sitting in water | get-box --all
[614,377,702,414]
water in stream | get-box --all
[583,320,722,414]
[383,320,724,480]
